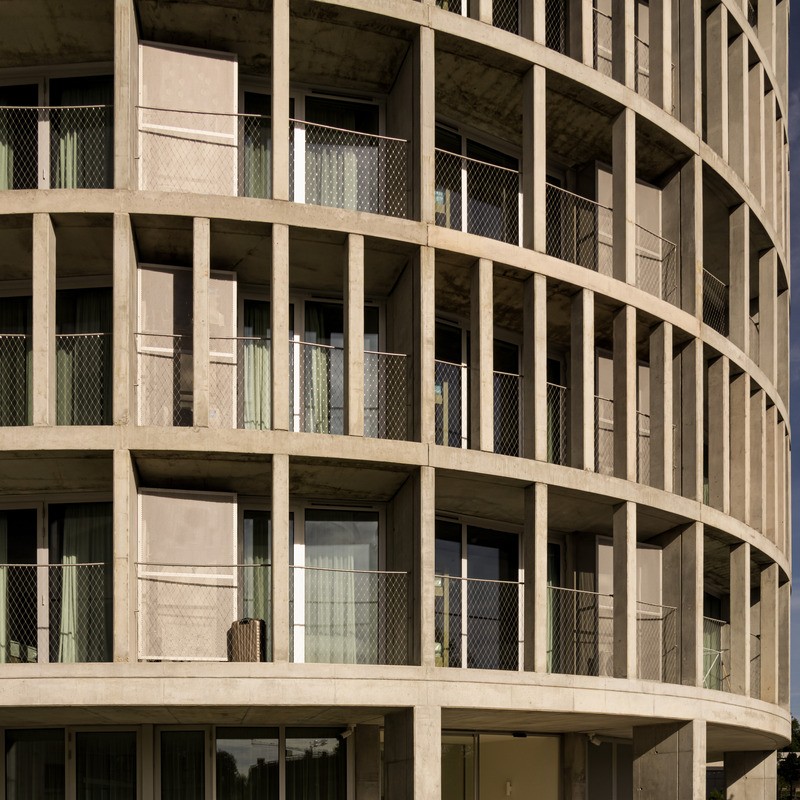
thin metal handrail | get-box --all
[0,104,112,110]
[292,564,408,576]
[436,573,523,587]
[291,117,407,144]
[435,147,520,175]
[545,181,612,211]
[364,348,407,358]
[137,104,270,120]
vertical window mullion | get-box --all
[460,137,468,234]
[38,80,49,189]
[37,504,49,664]
[461,524,468,669]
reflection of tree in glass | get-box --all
[216,749,241,797]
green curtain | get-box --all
[0,514,6,665]
[304,306,330,434]
[0,296,32,426]
[243,116,272,199]
[243,302,271,430]
[55,503,112,663]
[243,511,272,660]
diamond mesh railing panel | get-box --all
[546,382,568,465]
[290,119,408,217]
[493,0,519,32]
[703,270,729,336]
[136,333,193,427]
[56,333,112,426]
[546,0,568,52]
[435,359,467,448]
[703,616,730,691]
[493,371,522,456]
[0,334,30,426]
[0,564,38,662]
[137,563,272,662]
[209,337,272,430]
[593,8,613,77]
[595,396,614,476]
[637,411,651,485]
[364,350,409,441]
[548,586,614,677]
[290,341,344,434]
[434,574,521,671]
[546,184,613,274]
[138,106,271,197]
[634,36,650,98]
[436,0,463,10]
[635,225,678,305]
[0,106,38,189]
[434,148,520,245]
[636,600,677,683]
[290,565,408,666]
[750,632,761,698]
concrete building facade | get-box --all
[0,0,790,797]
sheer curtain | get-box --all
[242,511,272,660]
[243,93,272,199]
[305,305,330,434]
[242,301,271,430]
[75,731,136,800]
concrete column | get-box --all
[524,483,548,672]
[470,0,492,24]
[470,259,493,451]
[522,65,546,252]
[681,522,703,687]
[384,706,441,800]
[612,109,636,285]
[679,340,703,502]
[776,0,788,98]
[271,453,290,663]
[569,0,594,66]
[649,0,672,111]
[759,563,779,704]
[192,218,210,428]
[415,27,436,224]
[725,751,777,799]
[649,322,673,491]
[705,5,728,159]
[728,542,750,695]
[532,274,548,461]
[679,157,702,317]
[707,357,730,513]
[748,64,765,206]
[562,734,588,800]
[521,277,535,459]
[776,289,788,400]
[778,579,790,709]
[757,0,775,63]
[728,204,750,352]
[764,404,777,544]
[417,466,436,667]
[612,0,634,87]
[271,0,290,201]
[271,224,290,431]
[32,213,56,427]
[613,305,636,481]
[415,247,435,445]
[728,34,749,182]
[613,501,636,679]
[355,726,380,800]
[112,213,136,426]
[570,289,594,470]
[113,0,138,190]
[776,418,786,554]
[763,92,776,224]
[527,0,545,43]
[729,372,751,525]
[678,0,702,132]
[345,234,364,437]
[633,719,706,799]
[749,389,766,534]
[113,449,135,662]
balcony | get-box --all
[210,336,272,430]
[434,359,467,448]
[493,370,522,456]
[137,563,272,661]
[636,600,678,682]
[0,104,113,190]
[636,224,678,303]
[703,615,730,691]
[290,340,344,434]
[434,574,522,671]
[435,0,520,34]
[55,333,112,425]
[364,350,410,441]
[546,0,568,53]
[703,269,729,336]
[0,334,30,426]
[594,395,614,476]
[593,7,613,77]
[136,333,193,427]
[290,564,408,665]
[636,411,650,484]
[290,119,409,217]
[546,382,569,465]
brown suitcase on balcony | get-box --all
[227,618,266,662]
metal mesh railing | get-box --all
[747,0,758,27]
[434,574,521,671]
[435,148,520,245]
[637,411,650,485]
[435,359,467,448]
[634,35,650,98]
[138,106,272,197]
[493,0,519,32]
[636,600,677,682]
[137,563,272,662]
[546,184,613,274]
[0,105,113,190]
[546,0,568,52]
[493,371,522,456]
[291,119,408,217]
[209,336,272,430]
[750,632,761,698]
[290,565,408,666]
[703,270,729,336]
[55,333,111,426]
[703,616,730,691]
[593,8,613,77]
[548,586,614,677]
[290,340,344,435]
[364,350,409,441]
[435,0,463,11]
[546,382,568,465]
[136,333,193,427]
[595,396,614,476]
[635,225,678,304]
[0,334,30,426]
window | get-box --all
[160,730,205,799]
[75,731,137,800]
[285,728,346,800]
[6,728,65,799]
[216,727,279,799]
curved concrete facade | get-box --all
[0,0,789,797]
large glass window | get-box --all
[160,731,205,799]
[285,729,346,800]
[216,727,279,799]
[75,731,136,800]
[5,728,65,800]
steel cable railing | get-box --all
[364,350,409,441]
[136,333,193,427]
[493,370,522,456]
[55,333,112,426]
[636,600,677,682]
[434,359,468,448]
[546,382,569,465]
[0,334,30,426]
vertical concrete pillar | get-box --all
[678,0,702,132]
[417,466,436,667]
[728,34,749,182]
[113,213,136,425]
[759,563,778,703]
[569,0,594,66]
[649,322,673,491]
[384,706,441,800]
[355,726,380,800]
[113,449,134,662]
[114,0,138,190]
[679,340,703,502]
[415,27,436,224]
[729,372,751,525]
[271,0,290,201]
[763,92,776,224]
[764,404,777,544]
[728,203,750,352]
[345,234,364,437]
[271,224,290,431]
[192,218,210,428]
[271,453,290,663]
[562,734,588,800]
[612,0,634,87]
[470,259,493,451]
[707,357,730,513]
[470,0,493,23]
[778,579,790,709]
[524,483,548,672]
[748,64,765,206]
[725,751,777,799]
[728,542,750,695]
[776,419,786,553]
[679,157,702,317]
[522,65,546,252]
[613,305,636,481]
[681,522,703,687]
[757,0,775,62]
[705,5,728,159]
[633,719,706,799]
[613,501,636,679]
[570,289,594,470]
[32,213,56,427]
[532,274,548,461]
[415,247,435,445]
[776,289,788,400]
[612,109,636,285]
[649,0,672,112]
[749,389,766,533]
